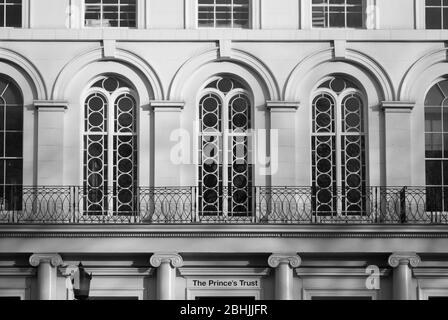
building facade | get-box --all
[1,0,448,300]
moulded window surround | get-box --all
[190,0,258,29]
[306,0,377,30]
[82,76,139,218]
[311,76,368,218]
[0,0,27,28]
[425,0,448,29]
[71,0,143,28]
[424,78,448,212]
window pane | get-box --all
[426,133,443,158]
[198,0,250,29]
[5,159,22,185]
[5,2,21,27]
[426,8,442,29]
[426,107,443,132]
[5,132,22,157]
[5,106,22,130]
[426,160,443,185]
[85,0,136,28]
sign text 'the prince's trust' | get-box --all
[189,278,260,288]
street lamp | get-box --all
[71,263,92,300]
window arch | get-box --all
[0,75,23,211]
[311,76,367,217]
[83,76,138,219]
[424,78,448,212]
[198,76,252,219]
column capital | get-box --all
[268,253,302,268]
[266,101,300,111]
[150,100,185,111]
[34,100,69,111]
[29,253,63,268]
[381,101,415,113]
[388,252,421,268]
[150,253,184,268]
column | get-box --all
[34,101,68,186]
[266,102,300,186]
[382,102,415,186]
[29,253,63,300]
[268,253,302,300]
[150,101,185,187]
[150,253,184,300]
[388,252,421,300]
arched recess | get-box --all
[288,61,387,187]
[176,59,272,187]
[399,48,448,102]
[400,53,448,186]
[168,47,280,101]
[60,60,156,186]
[0,48,47,100]
[0,61,41,186]
[284,48,395,102]
[52,47,163,101]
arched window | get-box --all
[83,76,138,218]
[424,79,448,212]
[0,76,23,211]
[198,76,252,219]
[311,76,367,217]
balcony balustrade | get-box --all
[0,186,446,225]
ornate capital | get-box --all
[29,253,63,268]
[268,253,302,269]
[388,252,421,268]
[150,253,184,268]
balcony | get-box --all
[0,186,446,225]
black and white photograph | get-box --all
[0,0,447,312]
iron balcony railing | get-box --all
[0,186,447,225]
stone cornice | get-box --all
[266,101,300,110]
[268,253,302,268]
[381,101,415,111]
[3,225,448,239]
[178,268,271,277]
[149,100,185,110]
[296,267,391,277]
[388,252,421,268]
[59,266,154,277]
[150,253,184,268]
[34,100,69,110]
[0,268,36,276]
[413,268,448,278]
[29,253,63,267]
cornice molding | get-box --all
[59,266,154,277]
[3,225,448,239]
[34,100,69,110]
[29,253,63,267]
[268,253,302,268]
[149,100,185,110]
[0,268,36,276]
[388,252,421,268]
[178,268,271,277]
[266,101,300,110]
[296,267,391,277]
[381,101,415,112]
[150,253,184,268]
[413,268,448,278]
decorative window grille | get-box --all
[0,76,23,211]
[83,76,138,216]
[85,0,136,28]
[311,76,367,216]
[424,79,448,212]
[426,0,448,29]
[312,0,364,28]
[0,0,22,27]
[198,0,250,28]
[198,76,252,218]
